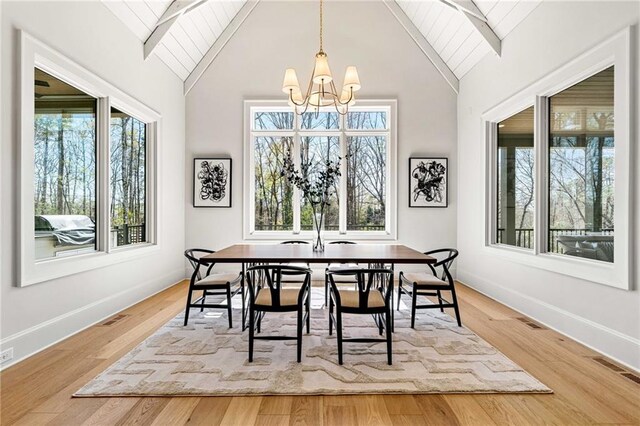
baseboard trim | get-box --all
[0,269,186,371]
[457,269,640,372]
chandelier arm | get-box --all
[330,80,354,106]
[288,89,306,107]
[304,65,315,101]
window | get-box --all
[20,31,160,286]
[496,107,534,249]
[34,69,98,260]
[548,67,614,262]
[245,100,396,239]
[110,108,147,247]
[483,27,631,289]
[254,136,294,231]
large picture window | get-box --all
[483,27,631,289]
[34,69,98,260]
[246,101,396,239]
[548,67,614,263]
[20,31,160,286]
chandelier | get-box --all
[281,0,361,115]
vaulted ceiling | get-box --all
[103,0,251,80]
[397,0,541,78]
[103,0,541,94]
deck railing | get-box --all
[254,224,385,231]
[497,228,614,251]
[112,223,145,246]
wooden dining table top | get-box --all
[202,244,436,264]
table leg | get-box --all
[391,263,395,332]
[241,262,247,331]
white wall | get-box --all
[457,1,640,369]
[0,1,186,368]
[185,1,458,270]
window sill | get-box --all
[22,243,160,287]
[482,243,627,290]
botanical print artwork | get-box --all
[193,158,232,207]
[199,161,227,202]
[410,157,448,207]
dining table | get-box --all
[202,243,437,330]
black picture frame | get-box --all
[408,157,448,208]
[193,157,232,208]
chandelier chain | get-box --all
[319,0,323,52]
[282,0,358,116]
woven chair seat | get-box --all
[255,288,300,306]
[401,272,448,287]
[194,272,241,286]
[338,290,385,308]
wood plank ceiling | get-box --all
[103,0,541,90]
[397,0,541,78]
[103,0,246,80]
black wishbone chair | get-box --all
[184,249,243,328]
[327,268,394,365]
[280,240,310,268]
[246,264,312,363]
[324,241,359,306]
[398,248,461,327]
[279,240,311,288]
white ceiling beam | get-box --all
[440,0,486,22]
[144,0,209,60]
[382,0,459,94]
[184,0,260,95]
[156,0,207,27]
[441,0,501,56]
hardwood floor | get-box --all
[1,281,638,425]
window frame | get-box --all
[19,31,161,287]
[243,99,397,241]
[482,27,632,290]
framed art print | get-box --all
[193,157,232,208]
[409,157,448,207]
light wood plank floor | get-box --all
[1,281,638,425]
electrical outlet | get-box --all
[0,347,14,364]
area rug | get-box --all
[75,291,551,396]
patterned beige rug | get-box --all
[75,292,551,396]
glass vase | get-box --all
[312,212,325,252]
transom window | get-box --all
[245,100,396,240]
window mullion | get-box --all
[339,115,347,234]
[98,96,111,253]
[292,131,301,234]
[534,95,549,255]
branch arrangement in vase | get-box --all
[281,152,343,251]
